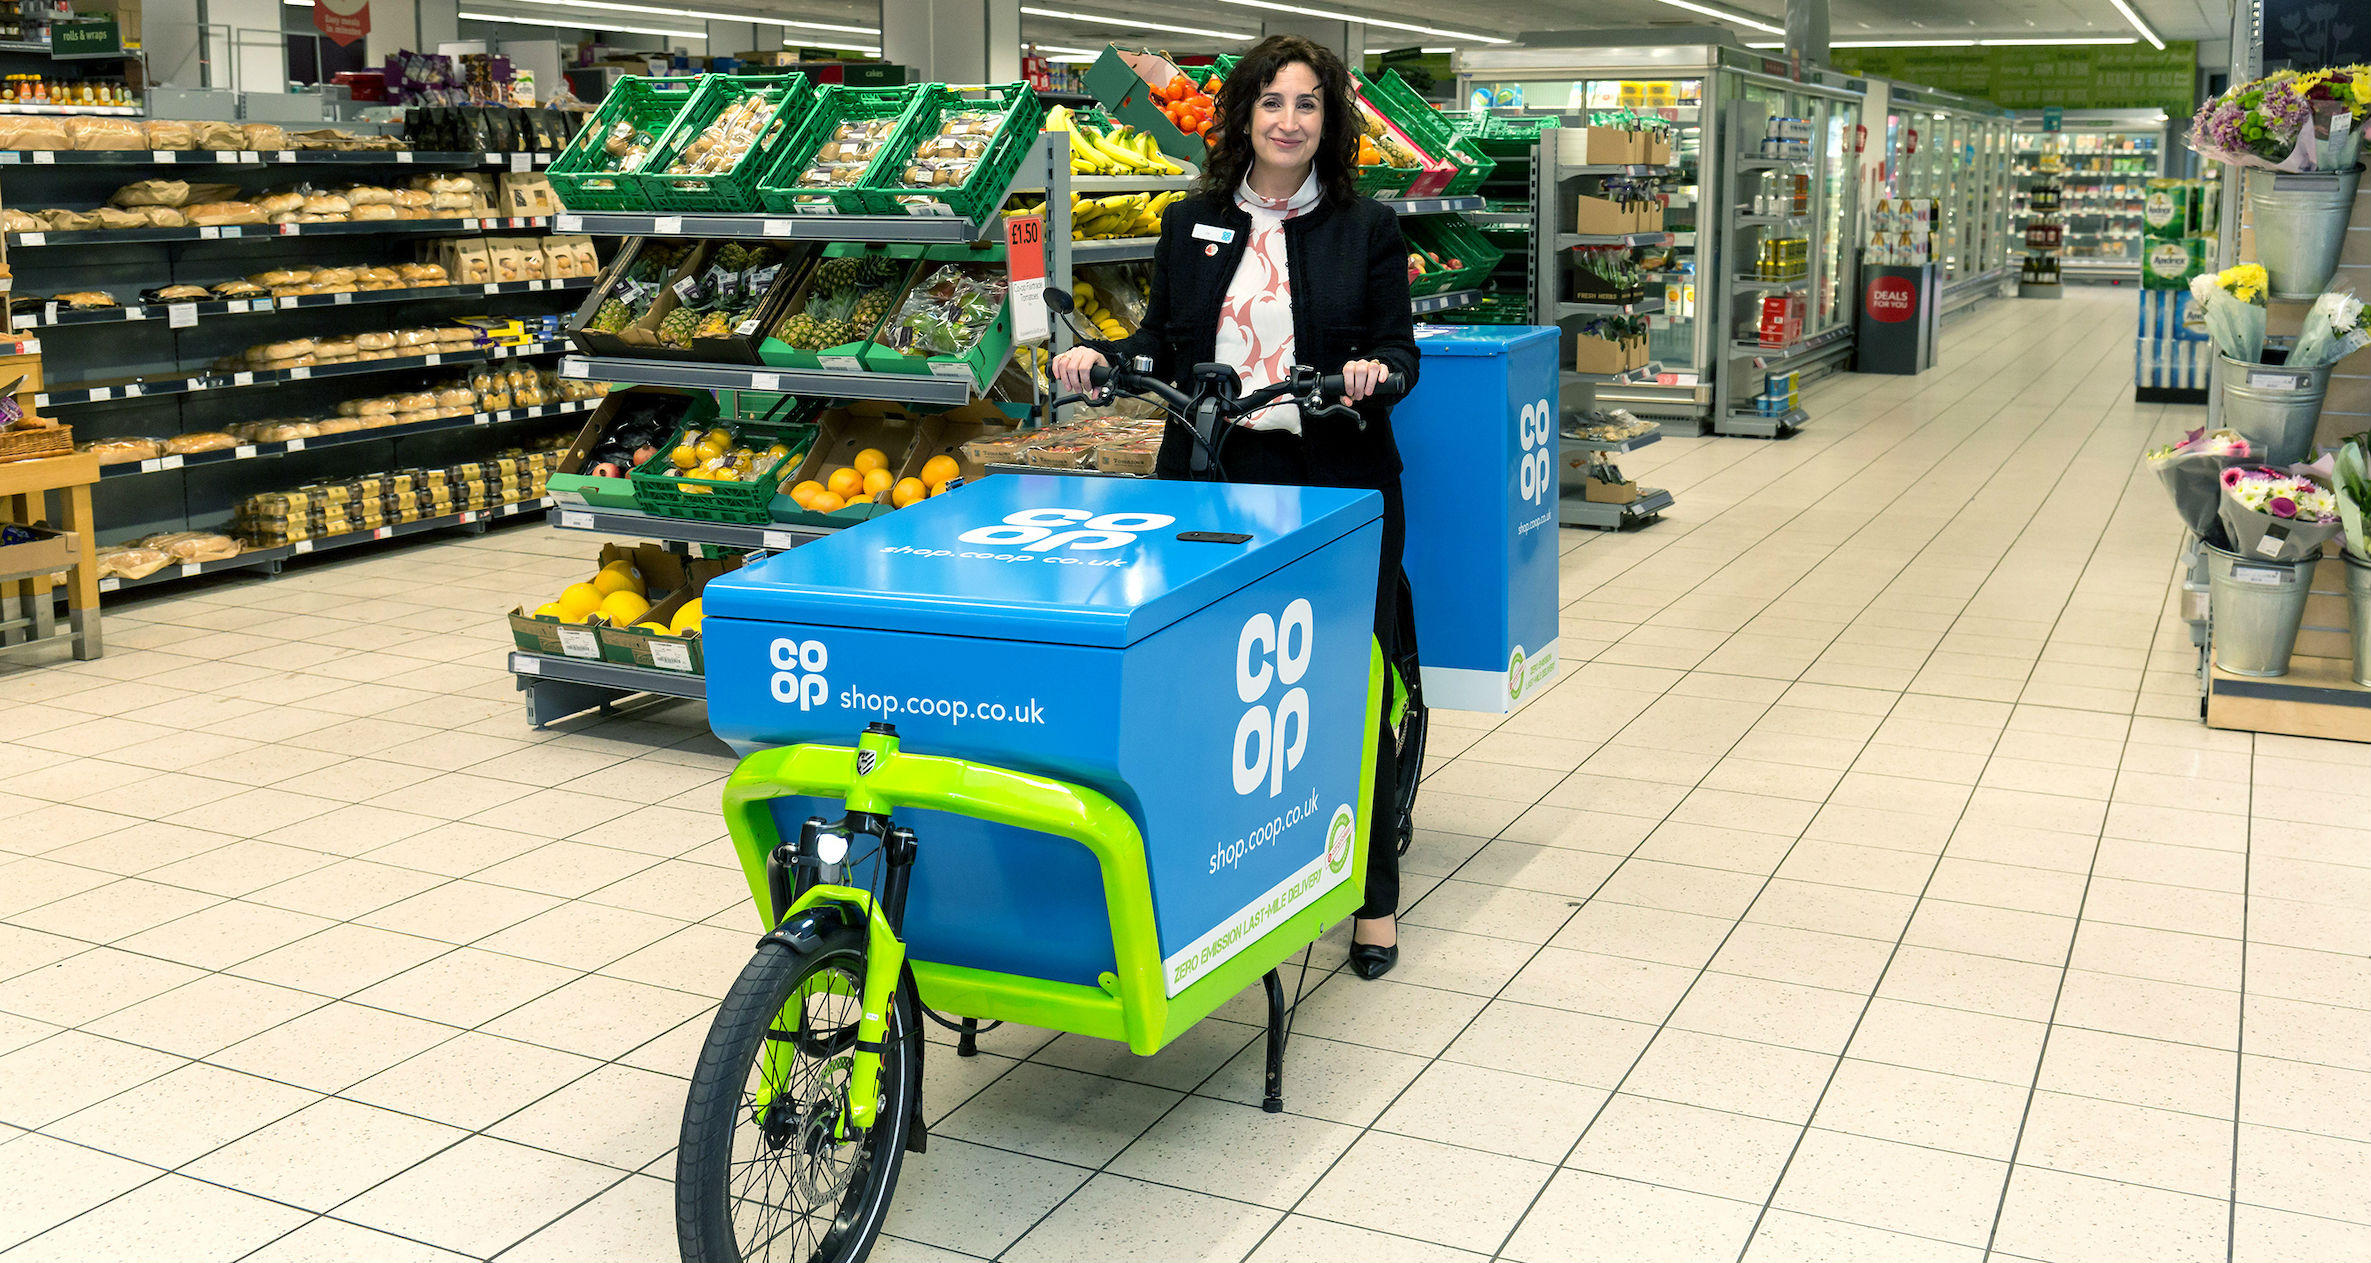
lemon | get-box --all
[852,448,888,474]
[920,454,960,486]
[591,567,644,598]
[825,467,864,499]
[891,477,927,508]
[633,621,671,635]
[556,583,604,622]
[599,591,651,625]
[670,444,699,470]
[670,598,703,634]
[862,467,893,496]
[695,437,728,463]
[765,443,791,461]
[532,601,564,619]
[789,480,824,508]
[808,490,847,514]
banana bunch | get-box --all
[1072,282,1130,340]
[1071,189,1187,240]
[1046,105,1187,177]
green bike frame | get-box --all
[718,641,1386,1130]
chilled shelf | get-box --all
[1731,274,1809,291]
[39,339,571,408]
[15,278,593,330]
[1565,363,1664,387]
[95,402,596,478]
[1729,326,1852,362]
[1560,232,1674,249]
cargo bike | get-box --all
[675,306,1424,1263]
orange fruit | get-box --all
[847,491,874,505]
[928,480,950,498]
[890,477,927,508]
[920,454,959,486]
[851,448,889,473]
[788,479,824,507]
[807,490,847,513]
[861,467,894,496]
[825,467,864,498]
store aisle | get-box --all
[1,284,2365,1262]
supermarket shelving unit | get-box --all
[1878,80,2016,317]
[2010,109,2167,286]
[2,144,581,589]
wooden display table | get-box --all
[0,450,101,660]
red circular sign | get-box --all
[1867,276,1916,323]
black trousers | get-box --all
[1160,425,1406,920]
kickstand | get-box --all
[1261,969,1286,1113]
[956,1016,979,1058]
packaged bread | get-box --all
[342,185,395,206]
[314,338,360,360]
[428,191,475,212]
[312,267,357,287]
[256,192,304,215]
[397,262,446,284]
[110,179,192,208]
[540,242,576,279]
[193,121,244,151]
[479,388,511,411]
[313,416,365,435]
[211,280,268,300]
[90,207,146,230]
[249,269,307,287]
[53,291,118,309]
[82,437,162,463]
[1,209,40,232]
[95,545,170,580]
[263,353,318,371]
[435,386,477,410]
[243,123,286,151]
[449,239,492,284]
[185,201,265,226]
[391,327,437,348]
[142,284,212,302]
[351,204,398,222]
[140,531,241,563]
[358,267,401,286]
[302,193,352,216]
[144,120,196,150]
[392,187,432,209]
[488,240,526,283]
[393,392,434,412]
[67,117,143,150]
[437,326,476,344]
[40,209,96,232]
[0,115,68,150]
[163,432,239,454]
[137,206,188,228]
[351,331,393,352]
[258,338,316,360]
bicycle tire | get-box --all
[677,920,917,1263]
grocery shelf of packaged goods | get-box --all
[1556,296,1664,318]
[557,354,984,407]
[36,339,571,408]
[0,150,554,166]
[1376,195,1484,215]
[0,104,142,116]
[1558,232,1674,249]
[1411,289,1481,316]
[1717,407,1806,438]
[95,546,291,592]
[13,278,594,330]
[1560,428,1661,454]
[95,402,597,479]
[5,215,553,248]
[548,502,833,552]
[93,495,552,593]
[1561,485,1674,529]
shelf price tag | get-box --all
[180,563,201,577]
[556,213,582,232]
[751,371,783,391]
[559,510,593,530]
[20,232,42,246]
[1006,214,1048,344]
[87,386,111,401]
[557,625,601,659]
[762,530,796,550]
[653,215,683,235]
[239,151,258,163]
[650,640,693,672]
[511,151,531,173]
[151,150,175,164]
[161,454,182,469]
[332,293,351,305]
[278,150,297,162]
[763,218,794,237]
[99,576,119,591]
[294,539,313,553]
[286,437,306,451]
[514,653,539,674]
[288,366,311,380]
[396,151,415,163]
[31,151,52,164]
[234,445,257,458]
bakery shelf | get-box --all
[6,215,553,248]
[510,649,708,727]
[558,354,982,407]
[548,502,834,551]
[0,149,553,167]
[95,401,597,478]
[0,104,142,116]
[38,338,572,408]
[99,497,554,592]
[15,278,595,330]
[95,546,291,593]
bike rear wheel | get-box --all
[677,921,917,1263]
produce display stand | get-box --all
[0,448,101,659]
[0,143,589,597]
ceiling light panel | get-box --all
[1019,6,1255,40]
[458,10,706,38]
[2104,0,2163,48]
[1209,0,1510,44]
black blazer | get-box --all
[1082,189,1420,490]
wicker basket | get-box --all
[0,423,72,464]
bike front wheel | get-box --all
[676,919,918,1263]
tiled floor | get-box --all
[3,285,2368,1262]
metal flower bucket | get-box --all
[2246,165,2362,300]
[2347,551,2371,687]
[2204,542,2316,677]
[2216,344,2332,468]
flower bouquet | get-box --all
[2188,264,2269,363]
[2148,427,2255,543]
[2190,65,2371,172]
[2337,433,2370,561]
[2219,464,2343,561]
[2290,290,2371,369]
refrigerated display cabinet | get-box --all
[1458,42,1863,437]
[2010,109,2168,285]
[1880,82,2016,313]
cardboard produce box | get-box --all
[508,542,691,660]
[1574,193,1649,235]
[770,404,928,527]
[1555,126,1642,166]
[547,387,717,509]
[1573,333,1646,375]
[597,552,743,673]
[0,523,71,577]
[571,239,810,364]
[1582,477,1641,504]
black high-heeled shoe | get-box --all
[1348,942,1398,979]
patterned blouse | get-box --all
[1215,170,1321,433]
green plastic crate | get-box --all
[638,72,818,213]
[1445,110,1561,161]
[1360,70,1496,197]
[1404,213,1505,295]
[547,76,702,212]
[857,83,1045,222]
[629,413,818,524]
[754,83,927,215]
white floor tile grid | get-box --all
[0,286,2364,1262]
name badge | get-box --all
[1192,223,1236,244]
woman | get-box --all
[1053,34,1419,980]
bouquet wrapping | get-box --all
[2336,433,2371,560]
[2149,428,2255,543]
[2189,265,2270,363]
[2190,66,2371,172]
[2218,465,2343,562]
[2288,290,2371,369]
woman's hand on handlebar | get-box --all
[1052,346,1109,396]
[1340,358,1393,403]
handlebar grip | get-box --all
[1313,371,1407,401]
[1087,363,1115,389]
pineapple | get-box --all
[695,310,732,340]
[658,304,702,348]
[588,297,632,334]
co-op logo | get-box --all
[1517,398,1554,506]
[1234,599,1313,798]
[769,638,829,710]
[957,508,1176,552]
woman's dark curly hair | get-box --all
[1197,35,1360,207]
